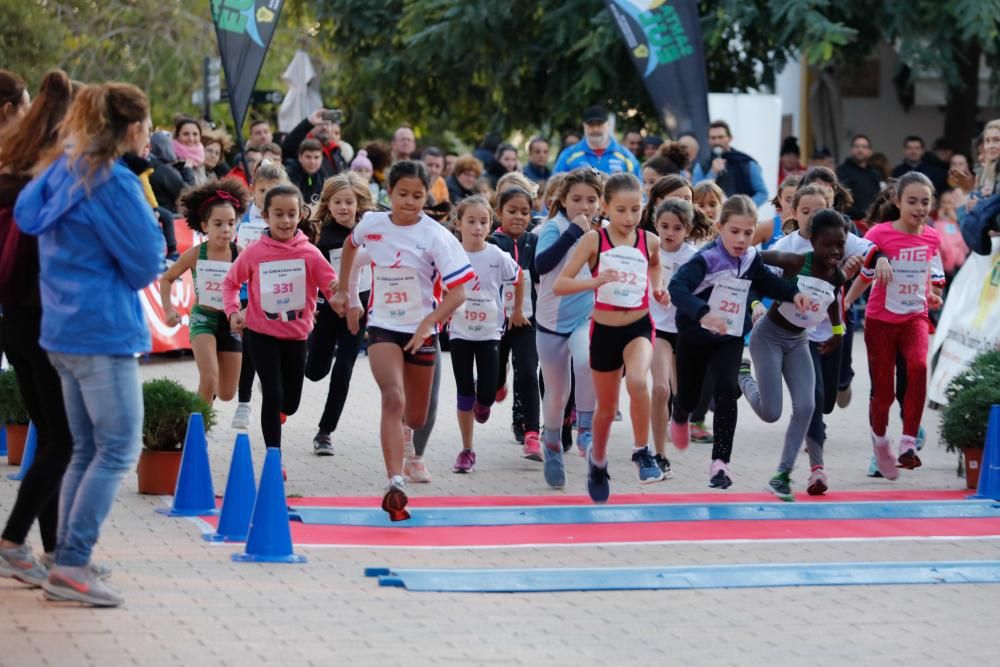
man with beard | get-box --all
[553,106,639,176]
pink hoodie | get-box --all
[223,230,336,340]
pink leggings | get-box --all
[864,317,929,438]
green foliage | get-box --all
[940,351,1000,452]
[142,378,215,451]
[0,371,29,426]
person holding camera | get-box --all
[281,108,348,176]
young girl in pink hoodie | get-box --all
[223,184,337,452]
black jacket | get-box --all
[286,160,332,205]
[282,118,348,175]
[837,157,882,220]
[891,152,948,195]
[446,174,476,203]
[700,149,756,199]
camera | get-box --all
[321,109,344,125]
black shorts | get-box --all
[367,326,438,367]
[655,329,678,349]
[590,317,653,372]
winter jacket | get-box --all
[281,118,348,175]
[962,193,1000,256]
[446,174,476,204]
[693,149,768,206]
[552,137,640,176]
[891,152,948,195]
[285,159,331,205]
[148,132,192,213]
[837,157,882,220]
[0,174,38,307]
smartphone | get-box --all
[321,109,344,124]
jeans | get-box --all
[47,353,142,567]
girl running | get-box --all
[692,181,724,232]
[740,208,848,500]
[753,174,800,246]
[332,161,473,520]
[648,200,700,476]
[222,185,337,457]
[160,179,250,404]
[449,196,523,472]
[669,195,810,489]
[304,172,374,456]
[533,168,602,488]
[554,173,670,501]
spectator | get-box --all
[282,109,347,175]
[778,136,805,181]
[364,140,392,192]
[473,132,502,168]
[837,133,883,221]
[259,142,282,164]
[553,105,640,175]
[391,125,416,162]
[249,119,273,146]
[562,131,581,149]
[692,120,769,205]
[444,151,458,179]
[486,142,518,189]
[148,131,191,213]
[891,135,948,194]
[622,129,643,158]
[524,136,551,186]
[809,146,835,169]
[173,117,208,185]
[446,153,483,203]
[948,152,975,196]
[422,146,450,204]
[932,188,969,282]
[0,69,29,132]
[350,149,382,203]
[677,132,699,178]
[643,134,664,160]
[286,138,330,204]
[932,137,954,165]
[225,144,262,188]
[201,129,231,181]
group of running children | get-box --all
[160,157,944,520]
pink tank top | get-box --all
[592,227,650,312]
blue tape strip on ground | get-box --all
[368,560,1000,592]
[293,500,1000,527]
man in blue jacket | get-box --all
[692,120,769,206]
[553,106,640,176]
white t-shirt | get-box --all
[650,243,698,334]
[237,204,269,247]
[349,211,474,333]
[451,244,521,341]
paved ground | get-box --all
[1,337,998,666]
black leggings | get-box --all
[237,299,256,403]
[304,301,366,433]
[1,307,73,552]
[450,339,500,410]
[672,328,744,463]
[808,340,843,446]
[497,325,540,432]
[247,330,307,448]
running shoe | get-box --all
[39,553,111,581]
[0,542,48,587]
[897,436,922,470]
[403,455,432,484]
[654,453,674,479]
[472,401,491,424]
[632,446,665,484]
[495,384,508,403]
[709,459,733,489]
[806,466,828,496]
[312,431,334,456]
[691,421,713,444]
[512,422,525,445]
[613,409,623,422]
[669,419,690,451]
[231,403,251,430]
[522,431,542,461]
[739,358,752,377]
[836,385,852,409]
[867,455,884,478]
[43,566,123,607]
[767,471,794,501]
[543,444,566,488]
[871,432,900,480]
[587,455,611,503]
[453,448,476,473]
[916,426,926,451]
[576,428,593,457]
[381,477,411,522]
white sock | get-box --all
[633,445,649,455]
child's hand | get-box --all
[842,255,862,279]
[346,306,363,335]
[928,292,944,310]
[327,278,338,295]
[594,269,617,288]
[330,292,349,316]
[652,289,670,306]
[793,292,812,313]
[875,257,893,284]
[751,302,767,324]
[818,334,843,355]
[229,312,245,333]
[572,214,590,233]
[163,308,180,327]
[510,308,530,327]
[404,317,435,354]
[700,313,729,335]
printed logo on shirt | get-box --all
[389,251,403,269]
[898,246,929,262]
[365,233,383,242]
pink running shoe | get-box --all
[670,419,690,451]
[404,455,432,483]
[453,448,477,473]
[871,432,899,480]
[806,466,828,496]
[522,431,542,461]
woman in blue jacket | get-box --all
[14,82,164,607]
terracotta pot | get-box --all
[964,448,984,490]
[6,424,28,466]
[136,449,182,495]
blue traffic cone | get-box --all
[232,447,306,563]
[7,422,36,481]
[970,404,1000,500]
[0,425,7,458]
[156,413,218,516]
[204,433,256,542]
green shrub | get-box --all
[0,370,29,425]
[142,378,215,451]
[941,351,1000,452]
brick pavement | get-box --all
[1,337,998,666]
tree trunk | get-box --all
[944,40,982,157]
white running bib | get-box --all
[778,275,835,329]
[452,293,499,340]
[502,281,532,319]
[238,220,268,247]
[329,248,372,297]
[705,276,751,337]
[373,266,422,325]
[885,258,928,315]
[596,246,648,308]
[259,259,306,315]
[194,260,230,310]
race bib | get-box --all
[373,266,422,325]
[452,293,499,340]
[596,246,648,308]
[502,281,533,319]
[329,248,373,297]
[194,260,230,310]
[705,277,750,337]
[259,259,306,317]
[885,258,928,315]
[778,275,835,329]
[238,220,268,247]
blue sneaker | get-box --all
[576,428,593,457]
[587,455,611,503]
[632,446,664,484]
[543,445,566,488]
[916,426,926,451]
[867,454,884,478]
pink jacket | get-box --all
[223,230,335,340]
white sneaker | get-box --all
[0,542,48,587]
[43,566,123,607]
[404,455,432,483]
[231,403,251,430]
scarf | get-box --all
[172,139,205,166]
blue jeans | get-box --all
[47,353,142,567]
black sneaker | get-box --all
[512,422,525,445]
[654,453,674,479]
[312,431,334,456]
[587,456,611,503]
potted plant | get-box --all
[940,350,1000,489]
[137,378,215,494]
[0,370,30,465]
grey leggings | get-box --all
[739,315,818,473]
[536,325,595,449]
[412,340,440,456]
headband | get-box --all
[197,189,241,217]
